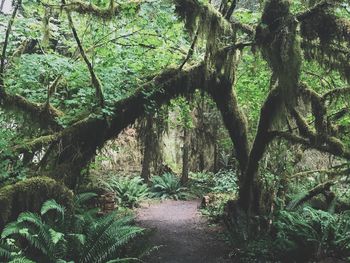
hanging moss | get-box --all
[255,0,301,107]
[300,8,350,46]
[173,0,232,37]
[0,177,73,229]
[300,8,338,44]
[302,41,350,83]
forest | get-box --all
[0,0,350,262]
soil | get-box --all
[136,199,232,263]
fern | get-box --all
[74,192,98,207]
[273,207,350,260]
[150,173,189,200]
[9,257,36,263]
[0,240,13,261]
[105,177,149,208]
[1,197,146,263]
[79,212,144,263]
[41,199,65,220]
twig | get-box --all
[63,0,105,108]
[0,0,21,86]
[179,26,200,70]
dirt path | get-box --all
[136,199,232,263]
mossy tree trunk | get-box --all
[141,115,154,183]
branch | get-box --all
[290,167,348,179]
[1,92,63,129]
[0,0,21,87]
[270,130,350,160]
[179,26,200,70]
[299,83,327,135]
[173,0,234,35]
[41,0,125,19]
[232,20,255,36]
[224,0,237,20]
[289,108,315,138]
[322,87,350,102]
[287,181,335,210]
[64,0,105,108]
[296,0,334,21]
[13,63,207,153]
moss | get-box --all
[0,177,73,229]
[301,41,350,83]
[256,0,301,107]
[299,6,350,83]
[64,0,119,19]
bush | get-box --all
[225,207,350,262]
[212,169,238,193]
[273,207,350,261]
[104,177,149,208]
[150,173,189,200]
[0,195,145,263]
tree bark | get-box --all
[141,115,153,183]
[207,76,250,180]
[181,124,190,185]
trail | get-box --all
[136,199,232,263]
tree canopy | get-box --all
[1,0,350,231]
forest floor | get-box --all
[136,199,233,263]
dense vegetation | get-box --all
[1,0,350,261]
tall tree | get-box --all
[0,0,349,220]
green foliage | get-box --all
[0,196,144,263]
[104,177,149,208]
[273,207,350,261]
[212,170,238,193]
[150,173,189,200]
[189,170,238,196]
[236,52,271,135]
[226,207,350,262]
[0,112,27,187]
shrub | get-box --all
[273,207,350,261]
[104,177,149,208]
[150,173,189,200]
[212,169,238,193]
[0,195,145,263]
[226,207,350,262]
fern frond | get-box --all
[74,192,98,207]
[41,199,65,221]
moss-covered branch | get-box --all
[1,92,63,129]
[41,0,123,19]
[299,83,327,135]
[287,181,335,210]
[10,63,206,187]
[323,87,350,102]
[270,130,350,160]
[289,108,315,138]
[173,0,233,36]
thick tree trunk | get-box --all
[238,89,282,214]
[181,125,190,185]
[207,76,250,181]
[141,115,154,183]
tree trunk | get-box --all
[207,76,250,182]
[238,89,282,214]
[141,115,153,183]
[181,125,190,185]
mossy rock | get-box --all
[0,176,74,229]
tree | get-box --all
[1,0,349,220]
